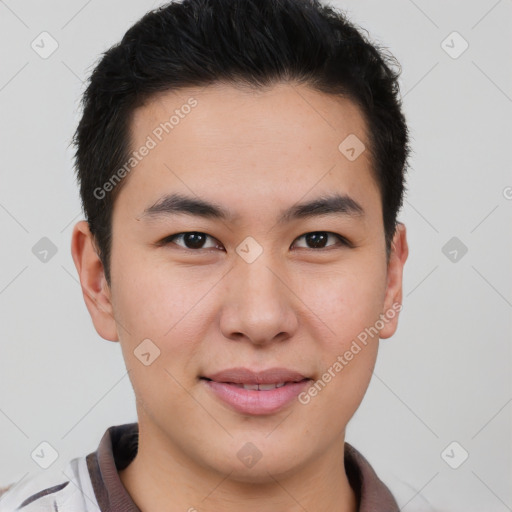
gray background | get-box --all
[0,1,511,510]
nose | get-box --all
[219,254,299,347]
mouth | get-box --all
[201,378,308,390]
[200,367,312,415]
[202,366,310,385]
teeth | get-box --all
[239,382,287,390]
[242,383,259,390]
[260,382,286,390]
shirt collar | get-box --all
[86,422,399,512]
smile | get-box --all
[200,367,312,415]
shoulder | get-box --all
[0,455,98,512]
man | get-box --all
[0,0,409,510]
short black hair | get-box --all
[73,0,410,285]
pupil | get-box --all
[185,232,205,249]
[306,232,327,248]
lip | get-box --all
[201,367,311,415]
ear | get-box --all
[70,220,119,342]
[379,222,408,339]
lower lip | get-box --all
[202,378,311,415]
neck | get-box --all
[118,421,358,512]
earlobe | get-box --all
[379,222,408,339]
[70,220,119,342]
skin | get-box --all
[71,82,408,512]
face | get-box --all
[72,82,407,482]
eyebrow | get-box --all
[140,192,364,224]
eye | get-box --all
[159,231,351,252]
[292,231,350,250]
[160,232,224,251]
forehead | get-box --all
[118,82,380,224]
[131,82,369,155]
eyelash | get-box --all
[158,231,352,252]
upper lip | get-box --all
[202,367,310,385]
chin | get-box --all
[204,441,309,485]
[220,462,299,485]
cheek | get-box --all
[299,258,387,346]
[112,267,203,413]
[296,269,384,435]
[299,258,386,421]
[111,252,209,340]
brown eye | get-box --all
[292,232,349,249]
[162,232,223,250]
